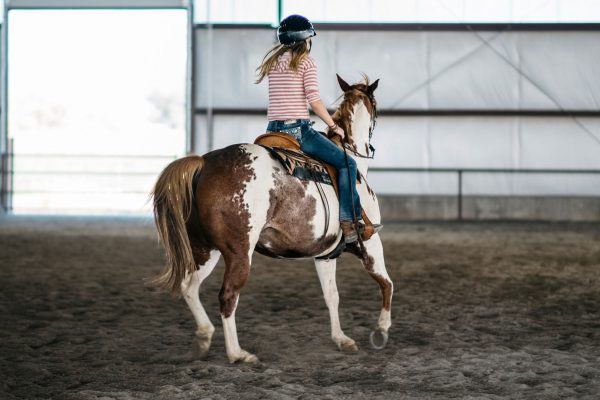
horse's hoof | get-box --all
[334,334,359,352]
[242,353,259,364]
[369,328,388,350]
[229,350,259,364]
[336,337,359,352]
[340,341,359,352]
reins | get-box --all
[342,142,375,159]
[343,144,369,263]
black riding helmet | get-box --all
[277,14,316,45]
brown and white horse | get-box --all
[151,75,393,363]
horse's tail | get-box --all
[150,155,204,294]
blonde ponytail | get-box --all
[255,40,311,83]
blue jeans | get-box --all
[266,119,361,221]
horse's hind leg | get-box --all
[315,259,359,352]
[360,235,393,347]
[181,249,221,359]
[219,253,257,363]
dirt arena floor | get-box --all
[1,216,599,399]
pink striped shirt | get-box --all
[267,52,320,121]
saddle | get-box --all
[254,132,375,241]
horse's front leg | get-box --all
[360,234,393,349]
[314,258,359,352]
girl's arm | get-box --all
[309,99,345,139]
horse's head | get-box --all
[330,74,379,156]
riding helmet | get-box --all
[277,14,316,45]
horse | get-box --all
[151,74,393,363]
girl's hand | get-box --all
[330,124,345,139]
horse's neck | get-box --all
[348,102,372,176]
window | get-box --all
[193,0,600,24]
[7,9,187,214]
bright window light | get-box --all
[8,9,188,215]
[194,0,277,24]
[193,0,600,24]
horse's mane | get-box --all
[330,74,377,147]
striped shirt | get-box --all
[267,52,320,121]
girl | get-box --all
[256,14,362,243]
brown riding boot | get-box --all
[340,221,358,243]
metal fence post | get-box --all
[0,151,5,212]
[458,170,463,221]
[1,138,14,212]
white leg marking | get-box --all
[364,234,393,332]
[181,249,221,357]
[222,303,258,364]
[378,309,392,332]
[315,258,359,352]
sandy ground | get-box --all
[1,215,599,399]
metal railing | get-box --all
[2,154,600,217]
[0,151,177,213]
[370,167,600,220]
[0,139,14,212]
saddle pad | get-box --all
[261,146,333,186]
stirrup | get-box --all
[344,231,358,244]
[357,223,383,235]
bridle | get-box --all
[340,87,378,159]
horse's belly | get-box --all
[256,168,341,258]
[256,228,339,259]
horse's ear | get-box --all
[368,79,380,94]
[336,74,352,92]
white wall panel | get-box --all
[370,117,430,168]
[375,116,600,170]
[196,29,272,109]
[195,114,600,195]
[519,33,600,110]
[429,117,517,167]
[321,31,429,109]
[428,34,521,109]
[194,114,266,154]
[196,28,600,111]
[368,171,459,195]
[194,27,600,198]
[519,117,600,169]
